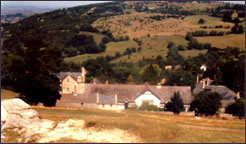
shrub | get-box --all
[165,92,184,114]
[225,98,245,118]
[231,24,245,34]
[209,30,218,36]
[190,92,222,116]
[167,42,175,49]
[138,102,159,111]
[198,18,205,24]
[178,45,185,51]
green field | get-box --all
[64,40,138,63]
[25,107,246,143]
[79,31,106,45]
[112,35,189,63]
[196,34,245,50]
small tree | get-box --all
[190,92,222,116]
[225,98,245,118]
[165,92,184,114]
[198,18,205,24]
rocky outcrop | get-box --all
[1,98,141,143]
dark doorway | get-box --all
[124,101,129,109]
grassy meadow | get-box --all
[64,40,138,63]
[1,89,245,143]
[29,107,245,143]
[196,34,245,50]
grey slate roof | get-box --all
[57,83,192,105]
[57,72,81,81]
[99,95,115,104]
[193,84,236,107]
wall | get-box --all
[135,91,161,107]
[60,75,86,94]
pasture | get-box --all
[196,34,245,50]
[30,107,245,143]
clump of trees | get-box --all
[191,30,225,37]
[190,92,222,116]
[165,92,184,114]
[225,98,245,118]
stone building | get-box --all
[56,67,192,111]
[193,77,237,112]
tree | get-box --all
[167,42,175,49]
[127,74,134,83]
[225,98,245,118]
[222,11,232,22]
[3,38,63,106]
[231,24,244,34]
[139,64,161,84]
[165,92,184,114]
[198,18,205,24]
[190,92,222,116]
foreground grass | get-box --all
[31,107,245,143]
[1,89,20,100]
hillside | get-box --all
[2,1,245,65]
[1,1,245,88]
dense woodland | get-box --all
[1,1,245,111]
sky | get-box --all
[1,1,110,9]
[1,1,244,9]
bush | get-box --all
[209,31,218,36]
[178,45,185,51]
[225,98,245,118]
[138,102,159,111]
[231,24,245,34]
[165,92,184,114]
[190,92,222,116]
[167,42,175,49]
[198,18,205,24]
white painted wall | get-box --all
[135,91,161,107]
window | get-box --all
[102,104,105,107]
[142,100,154,105]
[110,104,112,107]
[81,103,83,106]
[77,76,82,82]
[67,78,69,82]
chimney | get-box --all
[93,78,96,84]
[115,94,117,104]
[157,83,161,89]
[236,92,240,99]
[96,93,99,104]
[196,75,199,83]
[202,80,205,88]
[207,78,210,86]
[81,67,87,83]
[161,78,166,85]
[105,80,108,84]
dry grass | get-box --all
[1,89,20,100]
[79,31,106,45]
[64,40,138,63]
[30,107,245,143]
[112,35,188,63]
[196,34,245,50]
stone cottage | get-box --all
[56,67,192,111]
[193,77,237,112]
